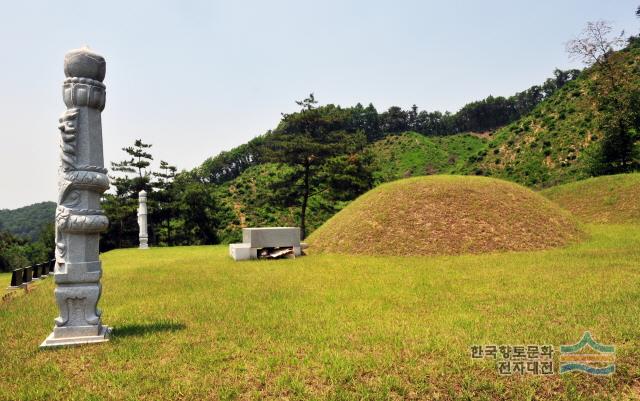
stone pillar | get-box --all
[41,47,111,347]
[138,190,149,249]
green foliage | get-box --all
[110,138,154,196]
[468,42,640,187]
[263,95,371,238]
[367,132,486,183]
[95,38,640,247]
[0,230,29,271]
[101,194,138,250]
[217,163,296,238]
[321,153,374,201]
[211,158,367,243]
[380,68,579,135]
[350,102,381,141]
[0,223,54,272]
[587,53,640,175]
[101,116,373,246]
[198,138,266,185]
[102,140,230,251]
[0,201,55,241]
[175,178,223,245]
[193,69,578,192]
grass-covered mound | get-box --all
[308,175,583,256]
[541,173,640,224]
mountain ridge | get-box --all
[0,201,56,241]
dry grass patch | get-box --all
[308,175,584,256]
[542,173,640,224]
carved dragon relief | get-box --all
[58,108,78,172]
[55,107,110,263]
[58,170,109,204]
[56,207,109,234]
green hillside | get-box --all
[466,41,640,188]
[213,52,638,239]
[468,80,594,187]
[85,38,639,247]
[215,163,351,242]
[368,42,640,189]
[0,201,56,241]
[213,133,488,241]
[541,173,640,224]
[366,132,486,183]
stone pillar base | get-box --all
[40,325,111,348]
[139,238,149,249]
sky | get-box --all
[0,0,637,209]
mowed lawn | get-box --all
[1,225,640,400]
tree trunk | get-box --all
[300,161,310,240]
[166,217,171,246]
[118,219,123,248]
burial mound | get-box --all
[542,173,640,224]
[308,175,584,256]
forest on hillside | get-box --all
[97,65,581,250]
[97,25,639,252]
[0,202,55,241]
[1,19,638,270]
[0,202,55,271]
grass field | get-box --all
[1,224,640,400]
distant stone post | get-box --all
[138,190,149,249]
[41,48,111,347]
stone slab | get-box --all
[242,227,301,248]
[229,243,257,261]
[40,325,111,348]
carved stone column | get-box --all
[41,48,111,347]
[138,190,149,249]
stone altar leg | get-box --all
[138,190,149,249]
[41,47,111,348]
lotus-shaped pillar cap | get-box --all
[64,47,106,82]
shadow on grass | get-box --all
[112,321,186,338]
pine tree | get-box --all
[110,139,154,196]
[152,161,178,245]
[265,95,366,239]
[102,139,155,250]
